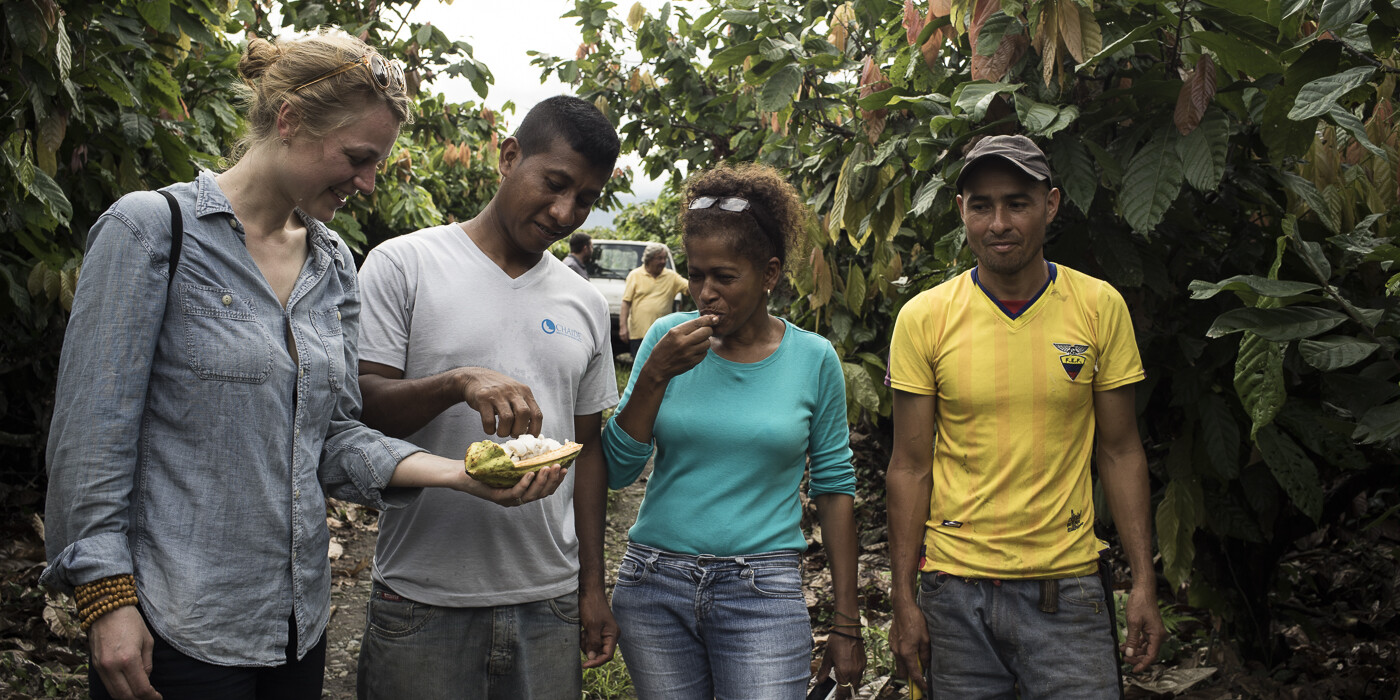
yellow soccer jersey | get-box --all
[889,263,1144,579]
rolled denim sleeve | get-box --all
[316,237,423,509]
[42,195,172,594]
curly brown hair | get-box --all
[679,162,810,272]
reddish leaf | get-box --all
[968,0,999,54]
[1057,0,1084,63]
[920,26,947,70]
[929,0,951,18]
[1173,55,1217,135]
[864,110,887,144]
[858,56,890,98]
[972,32,1028,82]
[903,0,926,46]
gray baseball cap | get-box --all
[955,135,1052,192]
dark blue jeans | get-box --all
[917,571,1121,699]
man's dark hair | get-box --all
[514,96,620,171]
[569,231,591,253]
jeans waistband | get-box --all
[625,541,800,568]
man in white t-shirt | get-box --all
[353,96,621,700]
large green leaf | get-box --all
[1318,0,1371,31]
[1178,108,1228,192]
[1091,230,1143,287]
[828,149,859,242]
[1261,42,1341,162]
[1119,133,1183,233]
[1198,393,1241,479]
[1049,134,1096,214]
[1327,105,1386,158]
[708,41,760,73]
[1234,331,1284,438]
[1188,29,1284,77]
[1208,306,1348,340]
[1354,400,1400,444]
[1014,93,1060,134]
[718,9,763,25]
[24,169,72,226]
[1255,424,1323,523]
[756,63,802,112]
[136,0,171,32]
[1078,17,1168,68]
[1156,478,1203,590]
[1280,174,1341,234]
[909,176,945,217]
[1284,215,1333,281]
[841,361,881,420]
[1287,66,1377,121]
[1298,335,1380,370]
[1188,275,1319,300]
[951,81,1021,120]
[1276,404,1369,471]
[845,264,867,316]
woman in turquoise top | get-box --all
[601,163,866,699]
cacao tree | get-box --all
[0,0,508,491]
[531,0,1400,657]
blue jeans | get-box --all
[611,542,812,700]
[356,582,581,700]
[917,571,1121,700]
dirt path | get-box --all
[319,480,649,699]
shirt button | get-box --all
[336,310,341,320]
[221,294,232,306]
[298,367,304,377]
[294,489,300,499]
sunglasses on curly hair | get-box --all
[688,196,751,212]
[292,53,406,95]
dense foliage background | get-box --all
[0,0,518,485]
[528,0,1400,660]
[3,0,1398,692]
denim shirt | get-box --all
[42,171,423,666]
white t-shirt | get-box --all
[357,223,618,606]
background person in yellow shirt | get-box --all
[886,135,1165,699]
[619,242,689,356]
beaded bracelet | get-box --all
[75,574,139,631]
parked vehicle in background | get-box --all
[585,239,681,356]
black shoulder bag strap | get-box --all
[157,191,184,288]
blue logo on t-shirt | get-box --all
[541,318,584,344]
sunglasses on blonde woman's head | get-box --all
[292,53,406,95]
[688,196,751,212]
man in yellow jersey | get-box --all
[885,135,1165,698]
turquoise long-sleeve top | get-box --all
[602,312,856,556]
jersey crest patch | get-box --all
[1054,342,1090,380]
[1066,509,1084,533]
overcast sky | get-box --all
[409,0,670,227]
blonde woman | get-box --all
[42,32,564,700]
